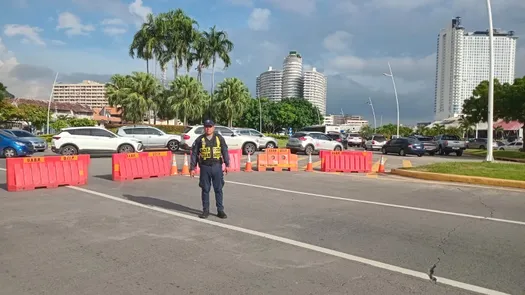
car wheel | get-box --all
[3,147,17,158]
[480,145,485,150]
[305,145,314,155]
[167,140,180,152]
[334,145,342,151]
[118,144,135,153]
[456,151,463,157]
[265,142,276,149]
[398,149,406,156]
[417,153,423,157]
[60,145,78,155]
[243,142,257,155]
[429,152,436,156]
[381,147,387,154]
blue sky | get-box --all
[1,0,524,124]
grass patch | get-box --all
[408,162,525,181]
[277,138,288,148]
[465,149,525,159]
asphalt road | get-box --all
[1,152,524,295]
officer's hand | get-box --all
[190,170,195,178]
[224,167,228,175]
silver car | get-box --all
[116,125,181,152]
[286,131,343,154]
[233,128,278,150]
[2,129,47,152]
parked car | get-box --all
[364,134,387,151]
[2,129,47,152]
[381,137,425,157]
[434,134,466,156]
[180,125,259,155]
[0,130,35,158]
[346,133,363,147]
[286,131,343,154]
[233,128,278,150]
[408,135,438,156]
[498,141,523,151]
[325,132,348,149]
[467,138,498,150]
[116,125,181,152]
[51,127,143,156]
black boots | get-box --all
[217,211,227,219]
[199,209,227,219]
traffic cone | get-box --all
[170,154,178,176]
[378,155,385,173]
[245,152,253,172]
[181,153,190,176]
[305,153,314,172]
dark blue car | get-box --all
[0,130,35,158]
[381,137,425,157]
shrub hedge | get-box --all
[38,134,53,143]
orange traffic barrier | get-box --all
[305,153,314,172]
[245,152,253,172]
[378,155,386,173]
[257,148,298,172]
[112,151,172,181]
[181,153,190,176]
[193,149,242,174]
[6,155,90,192]
[170,154,178,175]
[320,150,372,173]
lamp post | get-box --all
[383,62,400,138]
[485,0,495,162]
[367,97,377,132]
[258,97,262,132]
[46,72,59,134]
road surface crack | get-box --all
[457,187,496,218]
[428,258,440,282]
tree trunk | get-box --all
[173,60,178,79]
[146,60,149,75]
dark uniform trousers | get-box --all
[190,134,230,212]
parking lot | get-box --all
[1,150,524,295]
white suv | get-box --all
[51,127,144,156]
[116,125,181,152]
[181,125,259,155]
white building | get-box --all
[303,67,327,115]
[282,51,303,98]
[256,66,283,101]
[434,17,518,121]
[53,80,108,108]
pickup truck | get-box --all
[434,134,466,156]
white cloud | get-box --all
[56,12,95,36]
[103,27,127,36]
[323,30,352,52]
[51,40,66,45]
[3,24,45,46]
[248,8,271,31]
[128,0,153,27]
[101,18,126,26]
[101,18,127,36]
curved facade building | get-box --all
[282,51,303,98]
[303,68,327,115]
[256,66,283,101]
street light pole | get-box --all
[383,62,400,138]
[258,97,262,132]
[367,97,377,132]
[485,0,495,162]
[46,72,59,134]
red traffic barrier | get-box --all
[320,150,372,173]
[112,151,172,181]
[193,149,242,174]
[6,155,90,192]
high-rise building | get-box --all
[282,51,303,98]
[255,66,283,101]
[303,67,327,114]
[53,80,108,108]
[434,16,518,121]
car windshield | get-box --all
[415,136,433,142]
[374,136,386,142]
[0,130,17,139]
[9,130,34,137]
[349,133,360,137]
[292,132,307,138]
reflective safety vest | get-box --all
[200,135,221,161]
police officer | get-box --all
[189,119,230,219]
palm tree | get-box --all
[168,75,207,125]
[129,14,163,75]
[106,74,132,110]
[213,78,250,127]
[189,32,212,82]
[203,26,234,101]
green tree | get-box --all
[16,104,47,129]
[203,26,234,105]
[0,100,18,122]
[50,119,68,132]
[129,14,163,74]
[213,78,250,127]
[168,75,208,125]
[189,31,212,82]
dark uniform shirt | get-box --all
[189,134,230,170]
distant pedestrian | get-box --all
[190,119,230,219]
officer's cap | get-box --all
[203,119,215,127]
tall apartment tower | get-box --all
[53,80,108,108]
[434,16,518,121]
[303,67,327,115]
[255,66,283,101]
[282,51,303,98]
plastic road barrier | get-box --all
[256,148,298,172]
[112,151,172,181]
[193,149,242,174]
[320,150,372,173]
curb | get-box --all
[390,168,525,190]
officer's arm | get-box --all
[220,135,230,167]
[189,137,200,170]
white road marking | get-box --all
[224,180,525,226]
[66,185,507,295]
